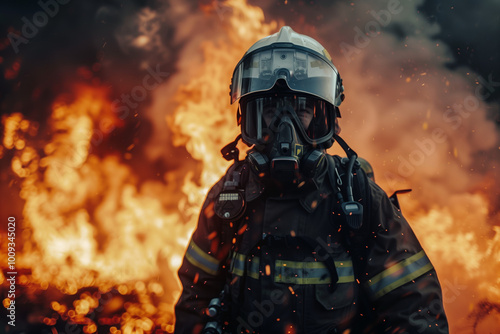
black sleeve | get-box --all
[361,182,449,333]
[174,178,231,334]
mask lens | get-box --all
[304,98,331,141]
[241,94,333,145]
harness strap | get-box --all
[328,154,375,331]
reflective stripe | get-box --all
[185,239,220,275]
[366,250,434,300]
[275,259,354,284]
[230,252,354,285]
[231,252,260,279]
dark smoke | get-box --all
[2,1,499,113]
[0,0,199,179]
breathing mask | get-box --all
[240,93,334,183]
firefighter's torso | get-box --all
[227,176,359,334]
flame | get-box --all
[5,87,181,287]
[405,194,500,332]
[166,0,277,209]
[1,85,189,332]
[1,0,499,333]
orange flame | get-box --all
[1,85,188,332]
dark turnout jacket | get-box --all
[174,157,449,333]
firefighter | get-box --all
[174,26,449,334]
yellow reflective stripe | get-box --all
[373,263,434,299]
[185,239,220,275]
[366,250,434,300]
[276,260,325,269]
[275,274,331,285]
[275,260,354,285]
[230,253,355,284]
[231,252,246,277]
[277,276,334,284]
[275,260,353,269]
[368,251,425,285]
[248,264,260,280]
[337,275,355,283]
[337,260,355,283]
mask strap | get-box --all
[221,134,242,162]
[334,134,357,202]
[334,134,364,229]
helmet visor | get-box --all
[241,94,334,145]
[231,48,341,106]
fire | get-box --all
[166,0,277,205]
[1,0,499,333]
[404,194,500,332]
[4,86,180,287]
[1,85,190,332]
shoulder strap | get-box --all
[212,161,249,262]
[328,154,376,329]
[348,157,372,276]
[327,155,372,278]
[214,161,249,220]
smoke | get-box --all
[312,0,499,198]
[138,0,234,162]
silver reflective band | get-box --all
[185,239,221,275]
[231,47,340,107]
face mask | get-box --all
[246,101,327,184]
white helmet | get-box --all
[230,26,344,148]
[230,26,344,108]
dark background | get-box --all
[1,0,499,119]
